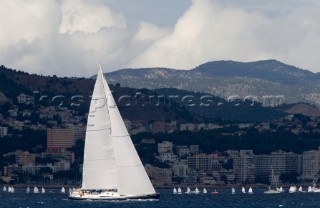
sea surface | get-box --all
[1,188,320,208]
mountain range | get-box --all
[1,61,320,123]
[104,60,320,107]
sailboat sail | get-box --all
[81,67,156,197]
[81,69,116,190]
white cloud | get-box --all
[129,0,320,72]
[0,0,129,77]
[59,0,126,34]
[135,22,170,41]
[128,0,269,69]
[0,0,320,77]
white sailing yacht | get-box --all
[177,187,182,194]
[41,187,45,194]
[34,187,39,193]
[264,167,281,194]
[185,187,191,194]
[231,187,235,194]
[248,187,253,194]
[69,67,159,201]
[3,186,7,192]
[241,187,246,193]
[61,187,65,194]
[26,186,30,193]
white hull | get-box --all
[264,190,281,194]
[69,190,159,201]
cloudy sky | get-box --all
[1,0,319,77]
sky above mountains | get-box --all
[0,0,319,77]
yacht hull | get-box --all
[68,193,160,201]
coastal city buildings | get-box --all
[47,125,85,150]
[1,92,320,187]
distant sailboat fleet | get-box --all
[2,186,70,194]
[172,183,320,195]
[173,187,207,194]
[3,184,320,196]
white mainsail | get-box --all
[81,67,156,197]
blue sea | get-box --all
[1,188,320,208]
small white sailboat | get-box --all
[242,187,246,194]
[248,187,253,194]
[279,186,284,193]
[177,187,182,194]
[61,187,65,194]
[311,182,320,192]
[308,186,312,192]
[186,187,191,194]
[203,188,207,194]
[34,187,39,193]
[3,186,7,192]
[193,187,200,194]
[298,186,305,193]
[173,188,177,194]
[277,186,284,193]
[68,67,159,201]
[11,187,15,193]
[26,186,30,193]
[231,187,235,194]
[41,187,45,194]
[289,186,297,193]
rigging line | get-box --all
[84,158,115,161]
[117,164,143,168]
[112,135,130,138]
[86,128,111,132]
